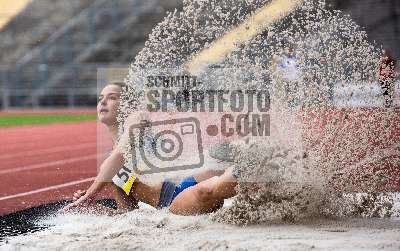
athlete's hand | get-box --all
[73,190,86,201]
[61,181,105,213]
[61,192,95,213]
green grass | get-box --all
[0,114,97,128]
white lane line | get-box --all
[0,177,96,201]
[0,153,107,175]
[0,142,100,160]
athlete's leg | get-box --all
[129,180,162,208]
[72,168,227,211]
[130,169,226,208]
[169,167,237,215]
[192,169,225,182]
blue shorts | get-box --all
[157,176,198,209]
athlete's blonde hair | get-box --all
[107,81,127,90]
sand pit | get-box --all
[1,202,399,250]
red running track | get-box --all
[0,121,112,216]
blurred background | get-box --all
[0,0,398,110]
[0,0,181,109]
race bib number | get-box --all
[112,165,136,195]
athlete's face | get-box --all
[97,84,122,126]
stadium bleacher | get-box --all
[0,0,181,108]
[0,0,398,109]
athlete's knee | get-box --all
[195,185,215,203]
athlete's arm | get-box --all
[62,149,125,212]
